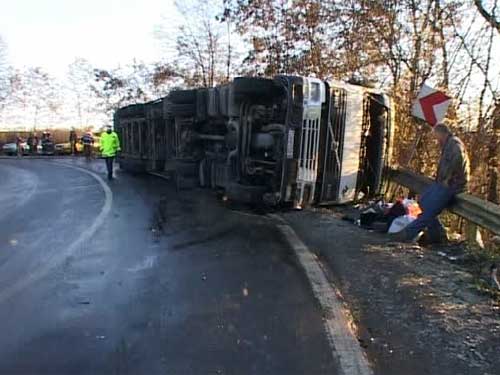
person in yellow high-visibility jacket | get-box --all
[100,125,121,180]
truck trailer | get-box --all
[115,75,393,207]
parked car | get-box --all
[55,140,84,155]
[54,142,71,155]
[2,142,29,156]
[2,143,17,155]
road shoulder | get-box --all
[278,209,500,375]
[274,220,373,375]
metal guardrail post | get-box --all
[387,168,500,236]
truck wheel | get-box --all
[169,103,196,117]
[199,159,206,187]
[174,171,183,192]
[232,77,282,97]
[210,161,217,188]
[196,89,208,121]
[169,90,197,104]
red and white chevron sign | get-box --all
[412,84,451,126]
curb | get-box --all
[269,213,373,375]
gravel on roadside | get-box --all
[281,208,500,375]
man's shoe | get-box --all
[389,230,408,242]
[389,230,422,243]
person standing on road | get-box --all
[391,124,470,244]
[100,125,121,180]
[27,133,38,155]
[81,131,94,161]
[16,135,24,157]
[69,127,78,155]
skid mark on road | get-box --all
[0,162,112,304]
[170,226,237,251]
[276,222,373,375]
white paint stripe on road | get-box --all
[276,223,373,375]
[35,184,101,195]
[0,162,113,304]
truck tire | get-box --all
[219,86,230,117]
[169,90,197,104]
[210,160,217,189]
[196,89,208,121]
[199,159,209,187]
[232,77,282,97]
[207,88,220,117]
[169,103,196,117]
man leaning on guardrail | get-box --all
[391,124,470,244]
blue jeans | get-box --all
[104,157,114,179]
[404,183,455,241]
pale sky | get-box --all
[0,0,178,77]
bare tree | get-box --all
[157,0,234,87]
[151,63,181,97]
[225,0,297,76]
[67,58,98,128]
[0,36,10,110]
[92,62,156,120]
[92,68,131,119]
[4,67,61,130]
[474,0,500,32]
[486,100,500,203]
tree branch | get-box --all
[474,0,500,32]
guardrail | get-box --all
[387,168,500,236]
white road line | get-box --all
[35,184,101,195]
[276,222,373,375]
[0,162,113,304]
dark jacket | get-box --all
[436,135,470,193]
[82,134,94,145]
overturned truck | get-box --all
[115,76,394,207]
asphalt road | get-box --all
[0,159,338,375]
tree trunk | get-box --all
[486,101,500,203]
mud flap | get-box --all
[119,157,148,173]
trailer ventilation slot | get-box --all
[319,88,347,203]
